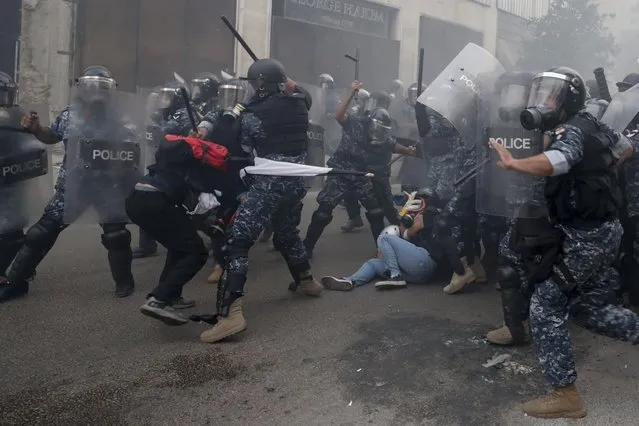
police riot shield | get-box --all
[63,88,145,224]
[0,106,51,234]
[601,84,639,132]
[388,96,426,186]
[416,43,505,147]
[299,83,327,188]
[475,93,546,218]
[141,87,164,169]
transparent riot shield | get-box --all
[298,83,327,188]
[416,43,505,147]
[475,94,546,218]
[601,84,639,132]
[141,88,164,169]
[323,87,347,157]
[0,106,51,234]
[63,88,145,224]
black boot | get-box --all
[109,249,135,298]
[303,210,332,259]
[0,277,28,302]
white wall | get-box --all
[19,0,73,123]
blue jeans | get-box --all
[345,234,437,286]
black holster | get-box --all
[510,215,562,286]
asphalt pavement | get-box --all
[0,195,637,426]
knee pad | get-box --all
[101,227,132,251]
[25,216,64,251]
[496,265,519,290]
[365,207,384,220]
[312,207,333,225]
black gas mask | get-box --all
[520,70,585,131]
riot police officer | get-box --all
[191,72,221,116]
[303,81,392,257]
[0,66,139,302]
[0,71,49,293]
[199,58,323,344]
[491,66,639,419]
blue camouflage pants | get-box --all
[227,175,309,278]
[530,220,639,387]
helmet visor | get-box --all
[407,88,419,106]
[370,117,392,143]
[158,89,176,109]
[526,73,569,111]
[78,76,116,91]
[218,84,247,111]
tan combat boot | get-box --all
[486,321,531,345]
[471,260,487,283]
[200,298,247,343]
[297,276,324,297]
[443,257,476,294]
[523,384,587,419]
[207,264,224,284]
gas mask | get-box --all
[520,77,565,131]
[218,83,248,112]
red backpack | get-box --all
[164,135,229,171]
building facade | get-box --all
[17,0,543,118]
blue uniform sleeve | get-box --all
[240,112,263,153]
[544,124,584,175]
[49,107,70,142]
[198,109,219,132]
[162,108,191,136]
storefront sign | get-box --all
[282,0,392,38]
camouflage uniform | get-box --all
[423,114,457,202]
[162,107,193,136]
[530,123,639,388]
[226,113,309,279]
[304,115,386,253]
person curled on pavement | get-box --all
[490,66,639,419]
[321,196,440,291]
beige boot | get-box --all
[297,276,324,297]
[443,257,476,294]
[207,264,224,284]
[471,260,487,283]
[522,384,587,419]
[200,298,247,343]
[486,321,531,345]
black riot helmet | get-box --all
[366,91,392,112]
[0,71,18,106]
[616,73,639,93]
[367,107,392,145]
[407,82,426,107]
[318,73,335,89]
[495,71,534,123]
[246,58,287,98]
[156,81,185,116]
[77,65,116,91]
[218,78,253,112]
[520,67,586,131]
[191,72,221,104]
